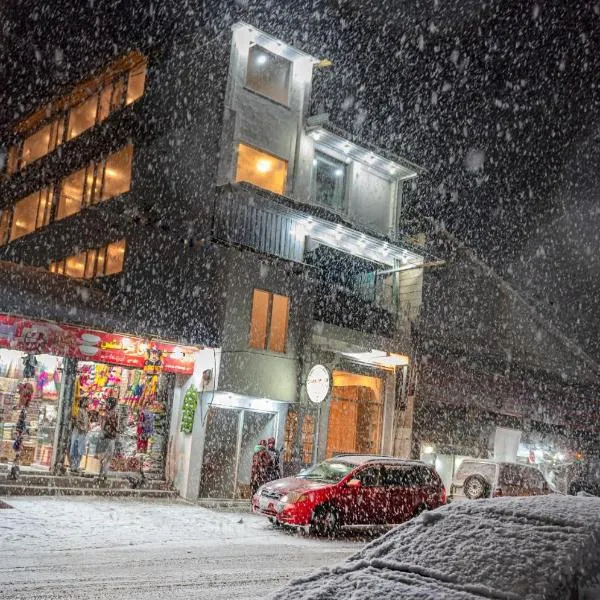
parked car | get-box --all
[450,459,551,499]
[273,495,600,600]
[568,462,600,497]
[252,455,446,534]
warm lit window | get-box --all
[249,289,289,353]
[235,143,287,195]
[67,95,98,140]
[57,166,92,220]
[20,124,54,168]
[0,209,11,245]
[99,145,133,201]
[314,151,346,211]
[245,45,291,105]
[5,52,146,176]
[10,187,53,241]
[50,239,126,279]
[56,145,133,220]
[126,64,146,104]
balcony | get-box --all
[212,183,425,335]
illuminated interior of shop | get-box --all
[0,349,62,470]
[325,371,383,458]
[74,360,168,475]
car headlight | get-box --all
[281,491,308,504]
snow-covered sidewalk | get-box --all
[0,497,360,599]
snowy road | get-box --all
[0,497,363,599]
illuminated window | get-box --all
[245,45,291,105]
[249,289,289,353]
[99,145,133,201]
[0,209,11,245]
[10,188,53,241]
[50,239,126,279]
[56,145,133,221]
[67,95,98,140]
[314,152,346,210]
[5,52,146,175]
[20,124,54,168]
[57,167,90,220]
[235,143,287,195]
[104,239,126,275]
[126,64,146,104]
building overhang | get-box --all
[232,22,319,65]
[306,117,425,181]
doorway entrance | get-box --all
[198,406,277,499]
[326,371,383,458]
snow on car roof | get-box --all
[273,495,600,600]
[330,455,425,466]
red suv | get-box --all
[252,455,446,534]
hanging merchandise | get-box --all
[22,354,37,378]
[124,370,144,407]
[139,347,163,410]
[180,385,198,434]
[7,381,34,480]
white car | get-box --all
[273,495,600,599]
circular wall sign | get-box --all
[306,364,330,404]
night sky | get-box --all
[1,0,599,357]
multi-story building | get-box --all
[0,23,435,499]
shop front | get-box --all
[0,313,198,478]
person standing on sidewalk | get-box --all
[266,437,281,482]
[250,439,272,496]
[69,396,89,474]
[99,397,119,480]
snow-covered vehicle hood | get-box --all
[261,476,334,495]
[272,495,600,599]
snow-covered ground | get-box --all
[0,497,361,599]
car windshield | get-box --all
[298,460,355,483]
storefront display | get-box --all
[74,350,169,476]
[0,350,62,469]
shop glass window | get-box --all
[235,143,287,195]
[0,209,11,245]
[126,65,147,104]
[249,289,290,353]
[10,188,53,241]
[100,145,133,201]
[5,145,19,175]
[67,95,98,140]
[104,239,126,275]
[314,151,346,211]
[245,45,291,105]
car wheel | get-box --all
[310,505,339,537]
[463,474,490,499]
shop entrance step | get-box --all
[0,473,179,499]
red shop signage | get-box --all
[0,315,197,375]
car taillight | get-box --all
[440,486,447,504]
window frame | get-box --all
[248,288,290,353]
[244,44,293,107]
[49,239,126,280]
[313,150,348,212]
[235,142,288,196]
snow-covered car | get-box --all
[451,459,550,499]
[273,495,600,600]
[252,456,446,534]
